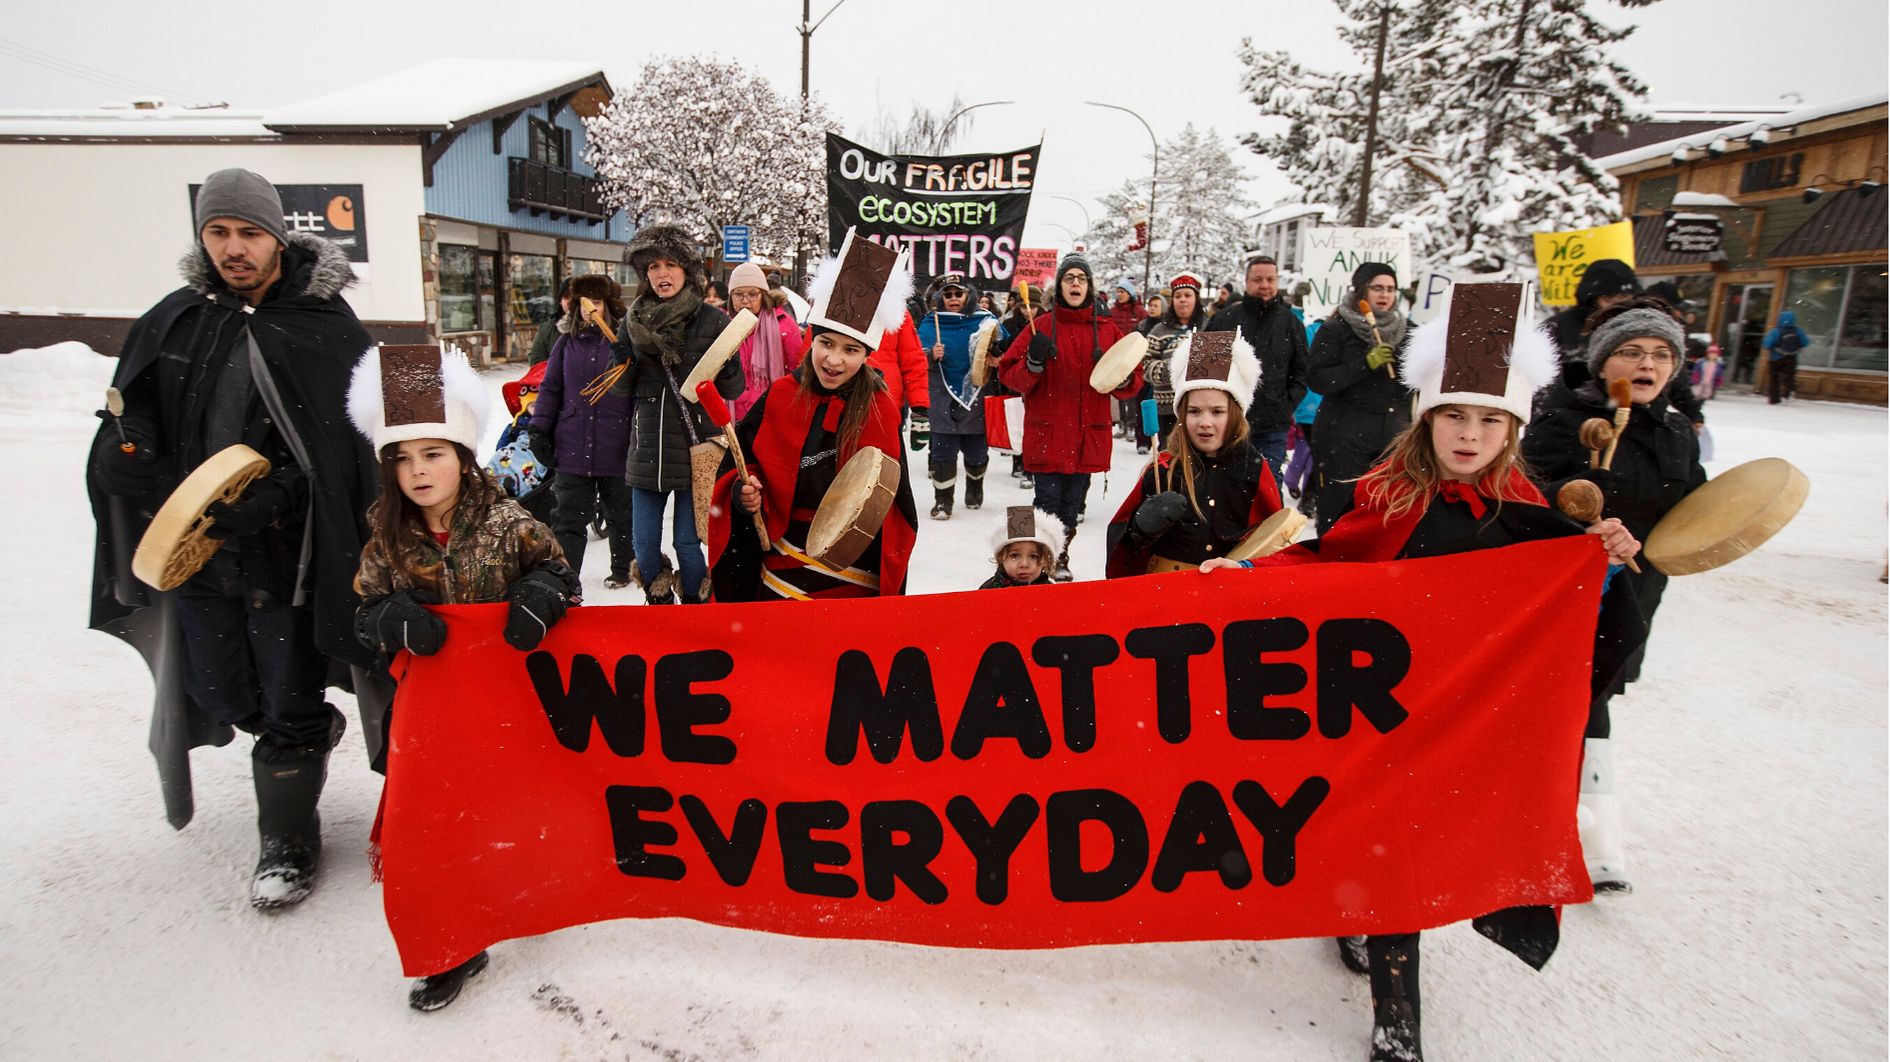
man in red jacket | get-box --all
[996,252,1143,581]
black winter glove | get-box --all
[504,566,575,651]
[204,469,304,539]
[527,427,556,464]
[355,590,446,657]
[1131,491,1193,537]
[91,410,162,498]
[908,409,930,452]
[1025,334,1057,373]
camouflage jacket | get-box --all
[355,495,567,605]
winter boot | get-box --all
[931,480,955,521]
[681,576,713,605]
[1018,470,1034,490]
[636,556,678,605]
[964,466,986,510]
[1053,527,1076,582]
[1010,455,1024,480]
[1367,934,1422,1062]
[409,949,490,1013]
[249,713,341,910]
[1337,935,1371,975]
[1577,737,1632,894]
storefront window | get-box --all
[476,252,496,337]
[1783,264,1888,373]
[438,244,480,332]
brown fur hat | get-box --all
[625,222,706,295]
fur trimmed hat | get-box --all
[625,222,707,294]
[1400,282,1558,425]
[1169,328,1260,411]
[566,273,625,325]
[347,343,491,454]
[992,505,1065,562]
[1169,271,1204,293]
[805,228,914,350]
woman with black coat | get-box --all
[1306,263,1412,532]
[610,223,744,604]
[1523,296,1706,893]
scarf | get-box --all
[1337,303,1406,347]
[626,287,703,365]
[743,305,788,392]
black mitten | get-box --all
[527,427,556,464]
[204,469,305,539]
[1025,334,1057,372]
[504,566,575,651]
[91,410,162,497]
[355,590,446,656]
[1131,491,1192,537]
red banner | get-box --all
[381,538,1605,975]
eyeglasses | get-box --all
[1609,347,1677,366]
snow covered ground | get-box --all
[2,342,1883,1060]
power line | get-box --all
[0,37,219,107]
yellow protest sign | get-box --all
[1532,221,1636,306]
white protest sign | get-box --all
[1409,270,1456,326]
[1297,227,1412,318]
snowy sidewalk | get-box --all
[2,344,1883,1060]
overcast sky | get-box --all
[2,0,1883,251]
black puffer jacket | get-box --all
[1203,295,1307,433]
[1305,314,1413,531]
[615,301,744,491]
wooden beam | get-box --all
[491,109,523,154]
[547,92,574,121]
[421,127,464,187]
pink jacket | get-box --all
[733,305,805,423]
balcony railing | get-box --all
[507,157,607,223]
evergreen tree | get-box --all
[1079,125,1261,290]
[1239,0,1652,274]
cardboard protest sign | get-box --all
[1532,221,1635,306]
[827,134,1040,289]
[380,538,1604,976]
[1297,227,1412,318]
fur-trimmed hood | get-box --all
[179,230,357,302]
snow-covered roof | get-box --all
[1643,103,1795,123]
[1256,202,1332,225]
[0,104,274,139]
[1670,191,1741,208]
[262,59,608,132]
[1596,92,1889,172]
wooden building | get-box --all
[1598,93,1888,404]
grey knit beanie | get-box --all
[194,168,288,247]
[1587,307,1686,377]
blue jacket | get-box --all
[1763,311,1809,361]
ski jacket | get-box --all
[733,304,804,423]
[1306,314,1413,523]
[869,313,931,413]
[917,307,998,434]
[613,300,744,492]
[1204,295,1308,433]
[1763,311,1810,361]
[355,493,571,606]
[1109,297,1144,336]
[995,302,1141,474]
[529,319,632,479]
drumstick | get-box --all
[1018,277,1037,336]
[695,381,771,551]
[1579,418,1615,469]
[1358,299,1394,377]
[1601,378,1632,470]
[579,297,618,345]
[1557,479,1640,573]
[104,386,135,453]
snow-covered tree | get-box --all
[584,57,839,264]
[854,94,980,156]
[1078,125,1260,291]
[1240,0,1653,274]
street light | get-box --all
[933,100,1013,154]
[1042,222,1081,246]
[1085,101,1158,294]
[1048,194,1092,232]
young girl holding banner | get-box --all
[1204,284,1643,1062]
[347,344,580,1012]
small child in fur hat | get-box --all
[979,506,1063,589]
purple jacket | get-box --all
[529,323,632,479]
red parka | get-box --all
[870,313,930,413]
[996,302,1141,474]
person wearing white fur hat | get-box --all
[1104,329,1284,579]
[347,343,580,1011]
[707,229,920,601]
[979,506,1065,588]
[1204,283,1646,1062]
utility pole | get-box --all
[1353,4,1392,228]
[796,0,849,284]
